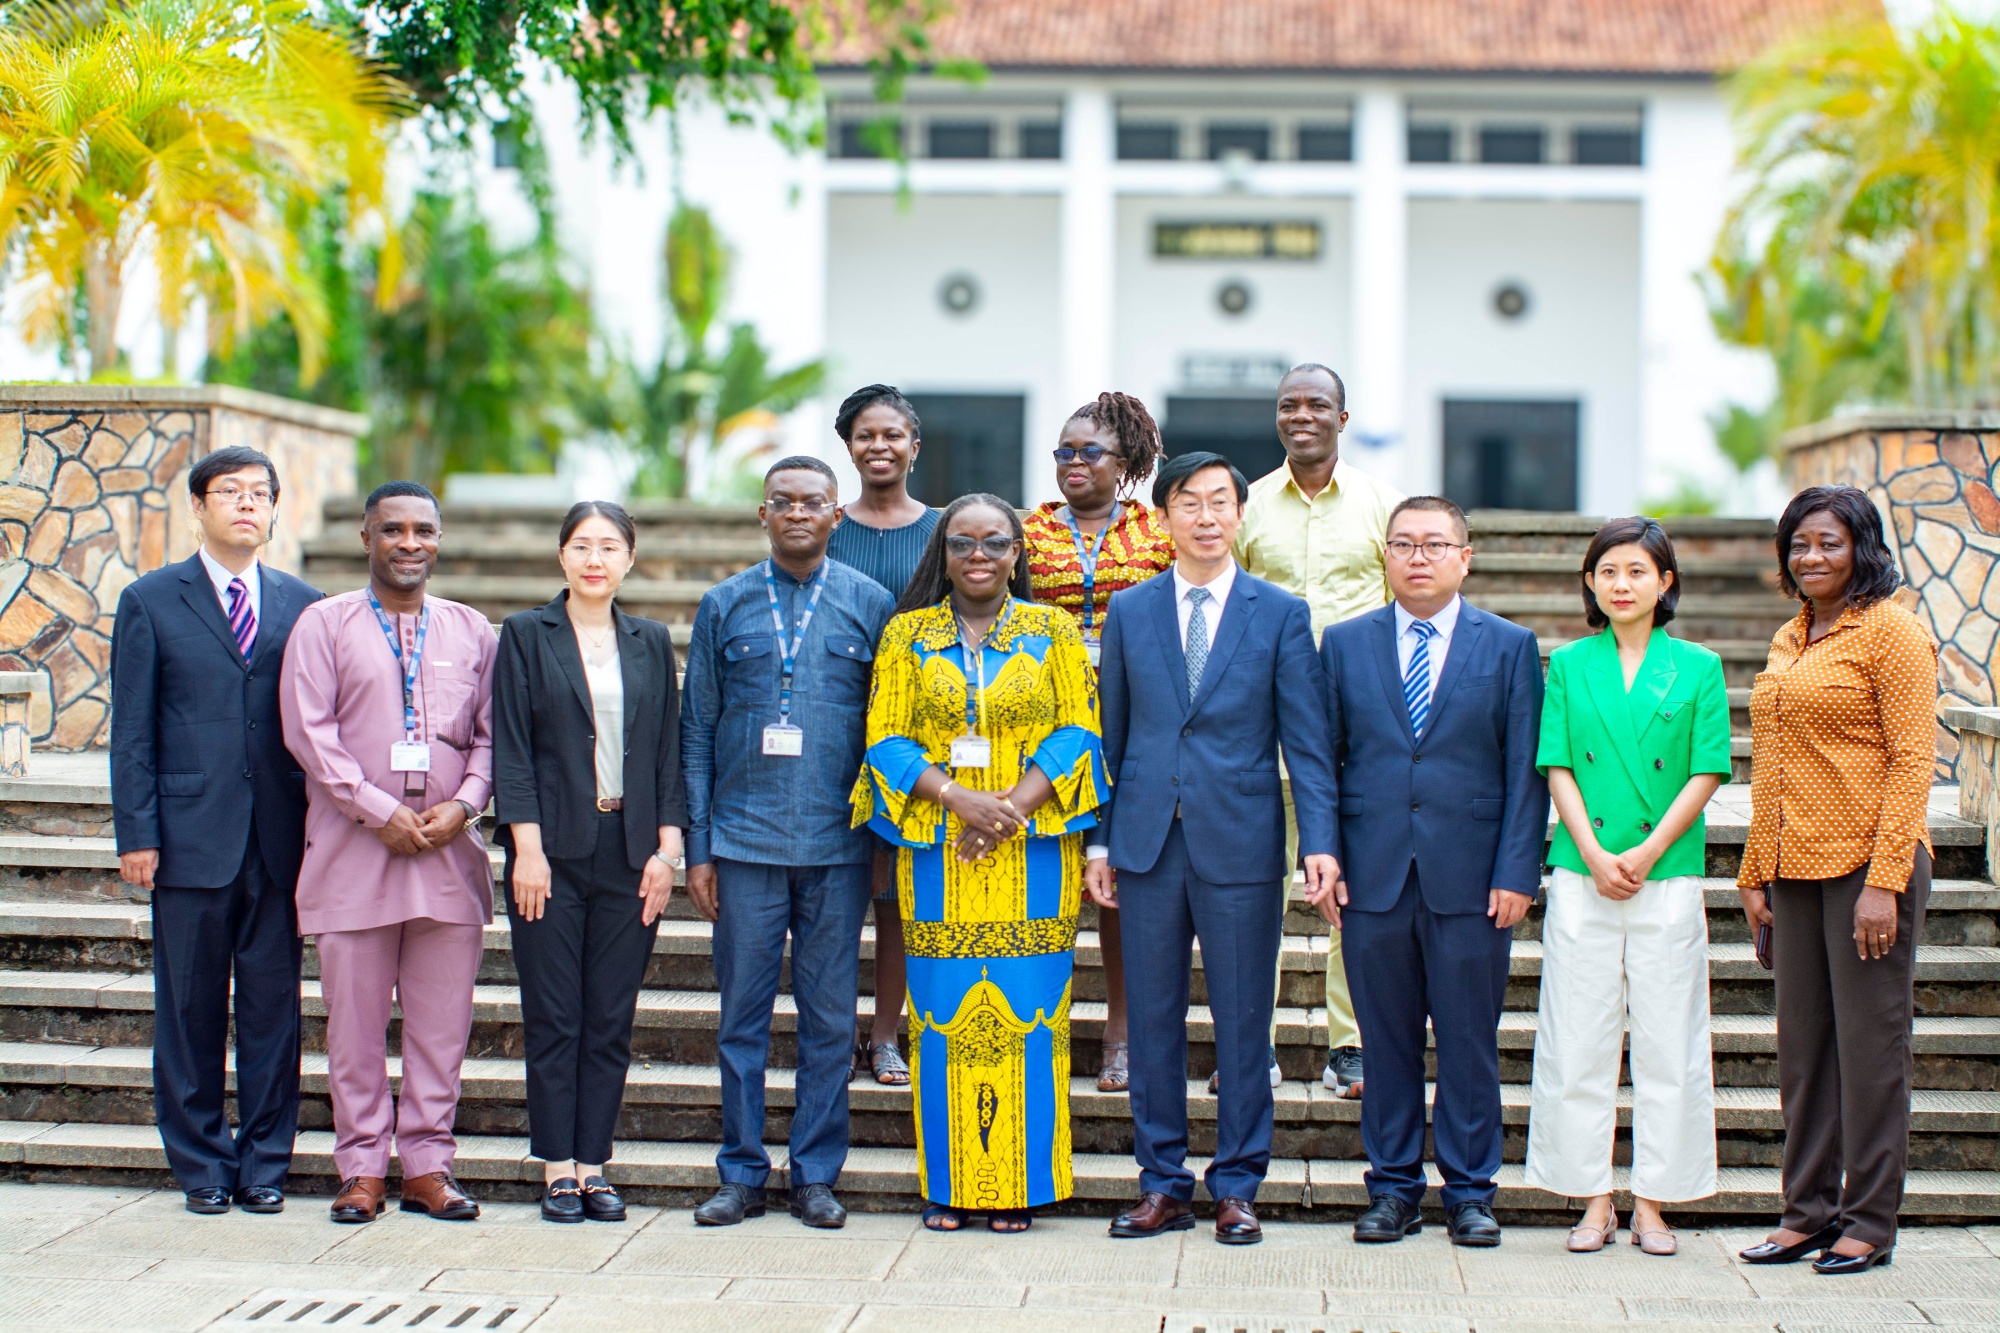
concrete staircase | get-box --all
[4,753,1998,1223]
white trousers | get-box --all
[1525,867,1718,1202]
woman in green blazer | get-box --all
[1525,517,1732,1257]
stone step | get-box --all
[1,1120,1993,1222]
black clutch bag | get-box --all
[1755,922,1773,970]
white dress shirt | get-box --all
[198,546,261,625]
[1393,594,1462,697]
[1173,559,1238,649]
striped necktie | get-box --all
[1403,618,1435,737]
[225,577,257,660]
[1184,586,1211,703]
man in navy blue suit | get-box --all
[1316,495,1548,1247]
[111,446,323,1215]
[1088,451,1340,1247]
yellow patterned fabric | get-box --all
[851,598,1105,1208]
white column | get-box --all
[1349,85,1411,489]
[1053,85,1117,498]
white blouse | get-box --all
[582,645,624,802]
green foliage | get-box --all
[1642,478,1722,518]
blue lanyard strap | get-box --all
[764,560,828,724]
[366,589,429,741]
[1062,503,1119,639]
[956,600,1013,735]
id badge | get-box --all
[389,740,432,772]
[950,734,992,769]
[1084,642,1101,667]
[763,723,804,757]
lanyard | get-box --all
[763,559,828,724]
[366,588,429,742]
[1061,503,1119,639]
[956,601,1013,735]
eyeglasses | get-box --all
[1386,539,1468,561]
[204,485,274,507]
[767,498,834,515]
[1053,445,1123,466]
[1167,497,1241,518]
[563,541,629,560]
[944,535,1020,560]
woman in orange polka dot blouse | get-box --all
[1736,485,1938,1276]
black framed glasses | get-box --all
[944,535,1020,560]
[1385,539,1467,561]
[1053,445,1122,466]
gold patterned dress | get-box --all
[851,599,1106,1208]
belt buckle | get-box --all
[596,796,617,812]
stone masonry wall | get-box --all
[0,386,362,752]
[1784,412,2000,781]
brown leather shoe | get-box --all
[399,1171,480,1220]
[1109,1191,1195,1238]
[1215,1196,1262,1245]
[330,1176,386,1224]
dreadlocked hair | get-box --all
[1069,391,1163,490]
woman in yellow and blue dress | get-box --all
[853,493,1106,1234]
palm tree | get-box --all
[0,0,403,378]
[1707,7,2000,443]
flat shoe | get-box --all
[869,1041,910,1086]
[1097,1040,1129,1093]
[1567,1220,1615,1252]
[1631,1226,1677,1256]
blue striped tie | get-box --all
[226,577,257,660]
[1184,586,1210,703]
[1403,618,1435,737]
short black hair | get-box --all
[1776,484,1903,608]
[1280,362,1347,413]
[1152,451,1248,508]
[1387,495,1469,543]
[364,480,438,520]
[764,455,838,491]
[1580,516,1681,630]
[559,499,636,550]
[896,493,1032,614]
[190,446,278,500]
[834,384,920,442]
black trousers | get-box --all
[1772,845,1932,1248]
[150,838,302,1192]
[506,811,659,1164]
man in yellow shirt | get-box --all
[1232,362,1402,1099]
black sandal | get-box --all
[988,1208,1032,1233]
[922,1204,967,1231]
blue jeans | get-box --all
[712,858,872,1189]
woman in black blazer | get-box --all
[493,500,688,1223]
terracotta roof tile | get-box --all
[834,0,1872,76]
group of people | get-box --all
[109,364,1937,1274]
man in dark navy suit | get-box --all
[1316,495,1548,1247]
[1087,451,1340,1247]
[111,446,323,1214]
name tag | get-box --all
[1084,643,1101,667]
[389,741,431,772]
[763,723,804,757]
[950,735,992,769]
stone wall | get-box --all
[1783,411,2000,781]
[0,386,363,751]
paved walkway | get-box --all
[2,1184,1998,1331]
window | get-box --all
[1020,121,1063,159]
[1407,125,1454,163]
[1206,123,1271,161]
[1442,400,1580,512]
[1163,397,1286,484]
[492,122,524,169]
[1296,123,1353,162]
[1573,127,1642,166]
[904,395,1026,508]
[836,119,903,159]
[927,120,994,159]
[1479,127,1545,165]
[1118,122,1181,160]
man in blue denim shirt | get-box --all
[681,456,893,1230]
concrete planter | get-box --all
[0,385,363,752]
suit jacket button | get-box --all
[1586,751,1595,762]
[1411,801,1421,811]
[247,721,256,730]
[1170,775,1180,785]
[1413,753,1422,762]
[1592,817,1604,828]
[243,770,252,779]
[1654,758,1665,769]
[1181,727,1192,737]
[1640,821,1652,833]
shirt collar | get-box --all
[1280,456,1350,504]
[769,556,825,587]
[198,545,257,597]
[1174,559,1238,605]
[1394,594,1462,641]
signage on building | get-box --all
[1180,353,1290,391]
[1154,221,1321,260]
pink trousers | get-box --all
[317,917,484,1180]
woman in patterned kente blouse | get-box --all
[1021,391,1173,1094]
[853,494,1107,1234]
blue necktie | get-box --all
[1185,586,1210,703]
[1404,619,1435,737]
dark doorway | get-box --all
[905,394,1026,508]
[1442,399,1580,512]
[1162,396,1284,483]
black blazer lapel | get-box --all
[1148,576,1190,718]
[1370,609,1416,746]
[1189,574,1257,714]
[247,567,292,673]
[540,595,595,724]
[176,557,249,670]
[616,604,646,737]
[1424,602,1485,729]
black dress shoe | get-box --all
[541,1177,585,1223]
[580,1176,625,1222]
[184,1187,230,1215]
[1813,1244,1894,1275]
[1446,1200,1502,1247]
[694,1182,766,1226]
[1352,1194,1422,1243]
[1739,1225,1843,1264]
[790,1182,847,1229]
[234,1185,284,1214]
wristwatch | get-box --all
[455,800,480,822]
